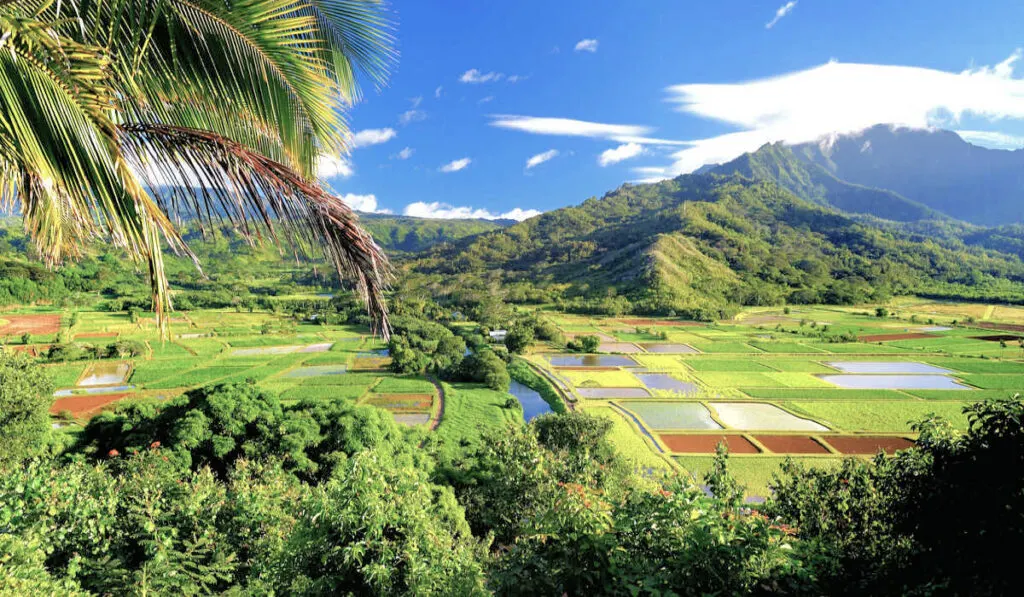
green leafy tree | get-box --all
[504,322,535,354]
[0,352,54,462]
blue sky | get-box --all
[322,0,1024,219]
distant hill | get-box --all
[357,214,509,252]
[710,143,941,223]
[411,173,1024,318]
[788,125,1024,226]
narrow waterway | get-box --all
[508,380,553,422]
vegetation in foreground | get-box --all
[2,349,1024,595]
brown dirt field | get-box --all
[754,435,830,454]
[9,345,51,357]
[858,332,937,342]
[50,393,129,417]
[0,314,61,336]
[74,332,118,339]
[659,434,761,454]
[618,319,703,327]
[824,436,914,455]
[972,334,1024,342]
[365,394,434,410]
[975,322,1024,333]
[552,365,620,371]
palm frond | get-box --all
[120,123,392,337]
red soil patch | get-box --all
[0,314,61,336]
[618,319,702,327]
[659,434,761,454]
[9,345,51,357]
[553,365,620,371]
[74,332,118,339]
[974,322,1024,333]
[754,435,830,454]
[365,393,433,411]
[858,332,937,342]
[50,393,129,417]
[824,436,914,455]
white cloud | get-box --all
[439,157,472,173]
[525,149,559,169]
[598,143,645,166]
[507,75,527,83]
[316,155,354,179]
[392,147,414,160]
[350,128,396,148]
[956,129,1024,149]
[398,109,427,125]
[403,201,541,221]
[489,115,685,145]
[460,69,503,83]
[435,86,443,98]
[766,1,798,29]
[478,95,495,104]
[409,95,423,109]
[575,39,599,53]
[654,50,1024,177]
[339,193,391,214]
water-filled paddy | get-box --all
[508,381,553,422]
[709,402,828,431]
[78,362,131,386]
[640,343,699,354]
[820,374,968,390]
[393,413,431,426]
[576,387,651,398]
[55,385,135,397]
[621,401,722,430]
[826,361,952,374]
[283,365,347,378]
[635,373,701,395]
[548,354,637,367]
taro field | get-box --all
[531,304,1024,498]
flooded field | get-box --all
[826,362,952,374]
[78,362,131,386]
[636,373,701,394]
[621,401,722,430]
[393,413,431,426]
[709,402,828,431]
[820,374,968,390]
[548,354,637,367]
[576,387,651,398]
[54,385,135,397]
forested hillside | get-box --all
[409,175,1024,318]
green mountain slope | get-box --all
[710,143,940,222]
[358,215,509,252]
[411,174,1024,318]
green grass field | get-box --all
[784,401,972,432]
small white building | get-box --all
[489,330,507,342]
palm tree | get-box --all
[0,0,395,336]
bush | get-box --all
[0,352,54,462]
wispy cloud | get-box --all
[404,201,540,221]
[654,50,1024,176]
[507,74,527,83]
[460,69,503,83]
[316,155,353,179]
[766,1,798,29]
[339,193,391,214]
[489,115,685,145]
[956,129,1024,149]
[598,143,645,166]
[350,128,396,148]
[398,109,427,125]
[391,147,414,160]
[435,86,443,98]
[439,157,472,173]
[409,95,424,109]
[478,96,495,104]
[525,149,559,170]
[575,39,599,53]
